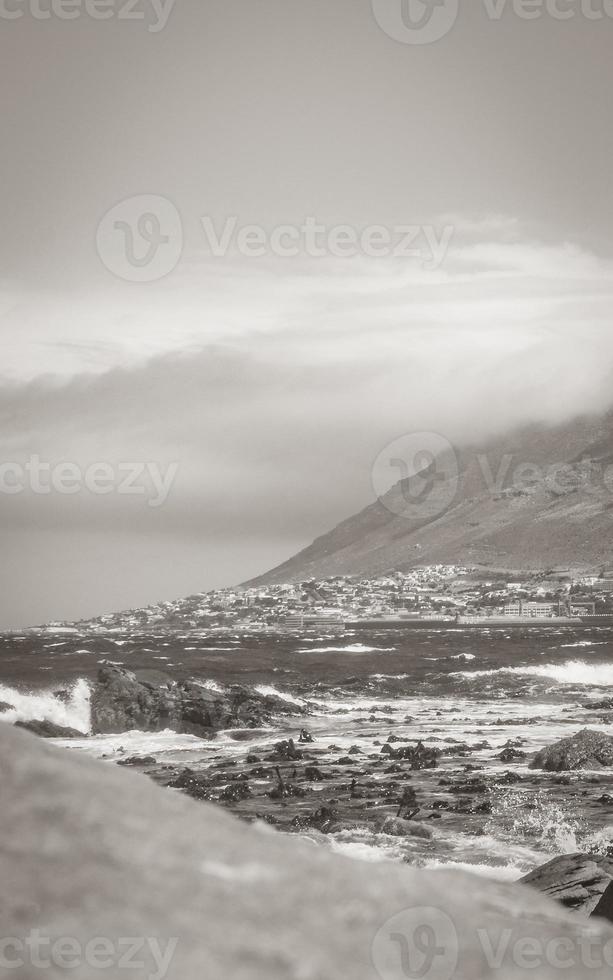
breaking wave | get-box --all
[254,684,307,707]
[300,644,394,654]
[0,678,91,733]
[453,660,613,687]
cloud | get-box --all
[1,219,612,624]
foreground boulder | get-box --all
[3,724,613,980]
[531,729,613,771]
[521,854,613,923]
[14,719,86,739]
[90,663,306,736]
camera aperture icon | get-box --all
[372,0,459,44]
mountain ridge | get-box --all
[247,410,613,585]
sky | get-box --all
[1,0,613,627]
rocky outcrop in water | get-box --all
[521,854,613,923]
[4,723,613,979]
[531,729,613,772]
[90,663,307,736]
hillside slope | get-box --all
[249,411,613,584]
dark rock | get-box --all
[450,779,488,795]
[496,770,524,785]
[531,729,613,772]
[267,739,302,762]
[521,854,613,922]
[117,755,156,766]
[220,782,252,803]
[90,663,307,736]
[298,729,314,743]
[0,702,15,713]
[304,766,326,781]
[14,720,85,739]
[246,754,261,764]
[499,748,527,763]
[168,770,215,801]
[267,783,306,800]
[294,806,338,833]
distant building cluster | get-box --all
[65,565,613,633]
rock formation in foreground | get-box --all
[90,663,307,736]
[3,723,613,980]
[521,854,613,921]
[15,719,86,739]
[531,729,613,772]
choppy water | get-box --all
[2,626,613,880]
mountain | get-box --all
[248,410,613,584]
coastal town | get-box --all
[60,566,613,634]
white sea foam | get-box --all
[192,679,225,693]
[254,685,307,707]
[371,673,411,681]
[57,729,206,757]
[560,640,607,649]
[0,678,91,733]
[423,859,523,881]
[300,644,394,654]
[453,660,613,687]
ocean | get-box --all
[2,626,613,881]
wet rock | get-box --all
[168,770,215,801]
[246,754,261,764]
[496,770,524,785]
[585,699,613,711]
[499,748,527,763]
[0,702,15,713]
[220,782,252,803]
[521,854,613,922]
[91,663,307,736]
[294,806,338,833]
[531,729,613,772]
[117,755,157,766]
[298,729,314,743]
[14,720,85,739]
[266,739,303,762]
[304,766,326,781]
[378,816,433,840]
[450,779,488,795]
